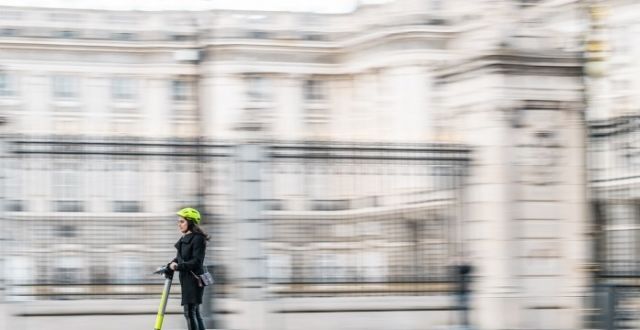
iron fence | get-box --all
[263,142,470,296]
[590,285,640,330]
[589,116,640,328]
[1,136,471,300]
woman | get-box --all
[169,207,210,330]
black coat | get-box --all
[171,232,206,305]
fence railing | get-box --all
[589,116,640,328]
[1,136,471,300]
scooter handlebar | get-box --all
[153,266,173,276]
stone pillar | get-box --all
[84,75,109,135]
[198,71,216,140]
[23,73,50,134]
[205,71,243,140]
[463,101,521,330]
[329,75,354,141]
[557,101,591,330]
[510,101,588,330]
[441,53,588,330]
[233,143,268,330]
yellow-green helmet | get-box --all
[177,207,201,225]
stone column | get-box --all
[442,53,588,330]
[23,73,50,134]
[83,75,108,135]
[463,101,521,330]
[205,71,243,140]
[198,71,216,140]
[233,143,269,330]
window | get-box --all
[171,162,198,207]
[248,30,269,39]
[111,77,137,101]
[53,255,85,284]
[54,200,84,212]
[55,225,77,238]
[113,201,141,212]
[361,251,386,281]
[5,160,24,211]
[170,34,193,41]
[0,28,17,37]
[171,79,195,102]
[5,256,34,285]
[113,254,143,283]
[246,76,270,101]
[267,254,291,283]
[6,200,24,212]
[0,72,16,97]
[311,199,349,211]
[302,33,324,41]
[52,75,79,99]
[303,79,325,101]
[312,253,350,283]
[112,32,135,41]
[112,162,142,212]
[52,165,84,212]
[53,30,78,38]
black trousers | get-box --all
[183,304,205,330]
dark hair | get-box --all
[187,220,211,241]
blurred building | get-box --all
[584,1,640,329]
[0,0,632,330]
[0,3,479,330]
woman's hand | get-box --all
[169,262,178,271]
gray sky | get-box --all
[1,0,392,12]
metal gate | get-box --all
[589,116,640,329]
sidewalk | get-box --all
[0,299,186,330]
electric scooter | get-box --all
[153,265,174,330]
